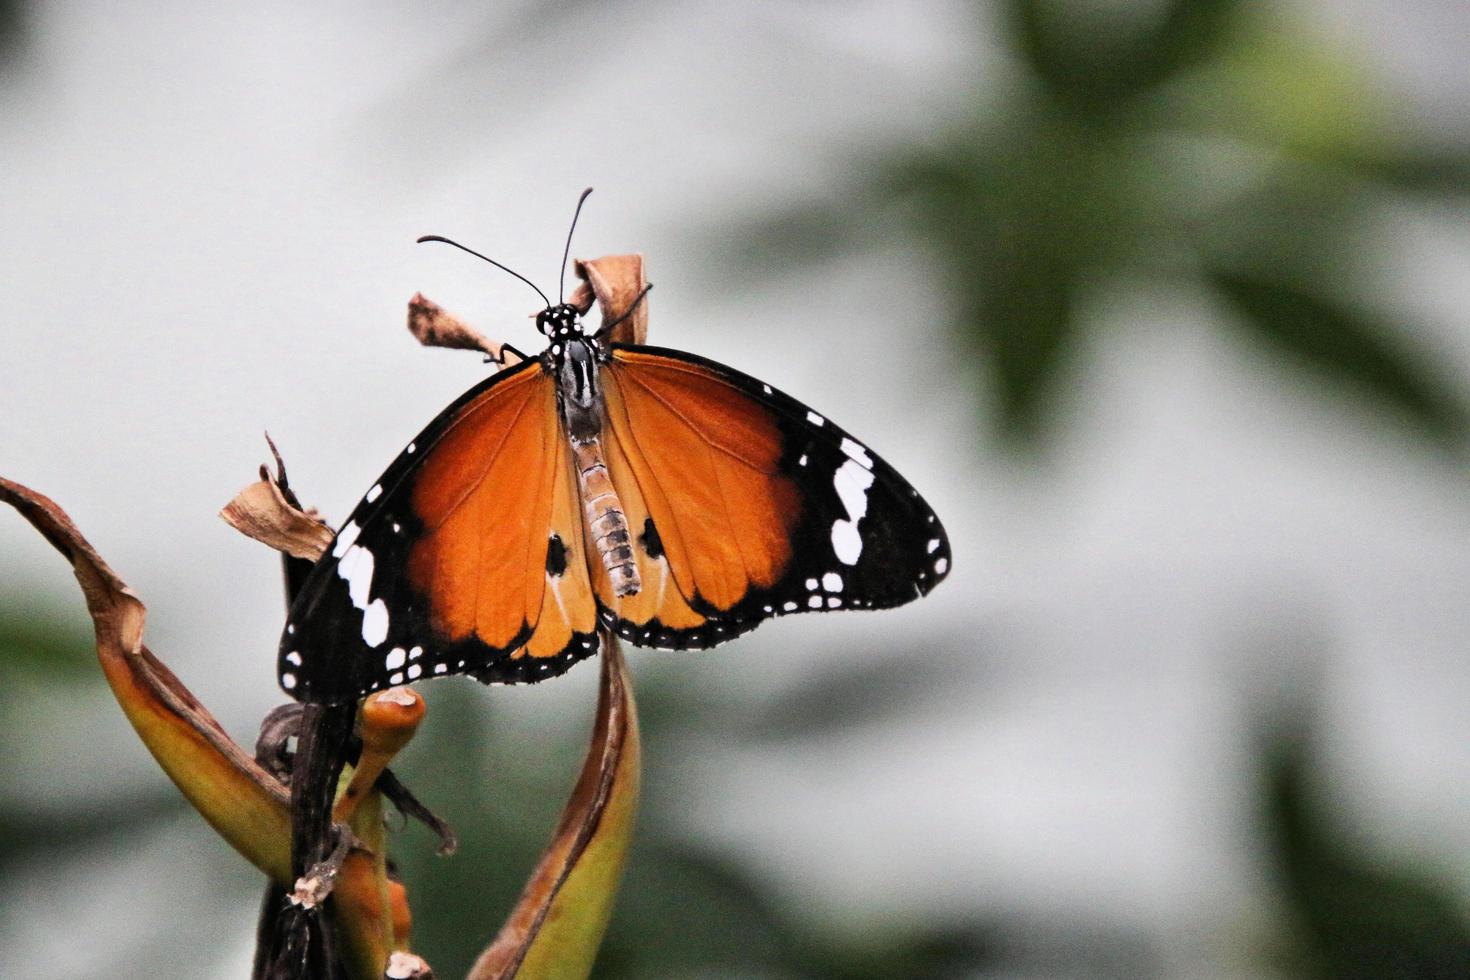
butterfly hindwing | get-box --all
[520,431,601,666]
[594,344,951,646]
[280,359,598,703]
[587,403,741,646]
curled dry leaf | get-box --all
[468,637,641,980]
[220,472,335,561]
[408,292,522,366]
[570,254,649,344]
[0,475,294,877]
[0,475,397,978]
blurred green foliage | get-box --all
[8,601,1470,976]
[0,610,97,679]
[739,0,1470,446]
[0,0,22,63]
[390,655,997,979]
[1262,720,1470,979]
[0,609,189,878]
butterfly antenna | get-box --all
[558,187,594,304]
[416,235,552,309]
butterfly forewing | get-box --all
[279,359,598,703]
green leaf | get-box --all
[1261,725,1470,978]
[0,0,25,66]
[0,790,186,874]
[1338,148,1470,198]
[599,844,997,978]
[880,112,1134,442]
[1005,0,1244,108]
[0,609,98,679]
[1209,271,1467,446]
[748,639,980,742]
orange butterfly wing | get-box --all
[281,360,598,702]
[407,364,557,648]
[593,345,948,648]
[591,348,799,644]
[520,432,600,663]
[586,405,719,642]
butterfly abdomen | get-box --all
[573,436,641,597]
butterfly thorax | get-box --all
[538,304,641,598]
[538,305,598,438]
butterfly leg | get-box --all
[492,343,529,366]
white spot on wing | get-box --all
[361,599,390,647]
[340,545,375,609]
[805,578,818,591]
[385,647,406,670]
[927,538,941,554]
[365,484,382,503]
[332,521,361,558]
[822,572,843,592]
[762,384,772,394]
[830,459,874,565]
[806,410,825,426]
[807,595,822,609]
[547,576,570,622]
[406,663,423,680]
[285,651,302,666]
[834,459,874,516]
[281,672,297,690]
[783,601,798,612]
[935,557,949,575]
[840,437,872,468]
[832,523,862,565]
[406,442,416,454]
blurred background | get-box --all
[3,1,1470,976]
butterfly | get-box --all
[280,192,951,703]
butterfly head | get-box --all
[536,303,584,340]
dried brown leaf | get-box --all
[408,292,522,365]
[0,475,293,874]
[1,476,399,978]
[221,475,335,561]
[570,254,649,344]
